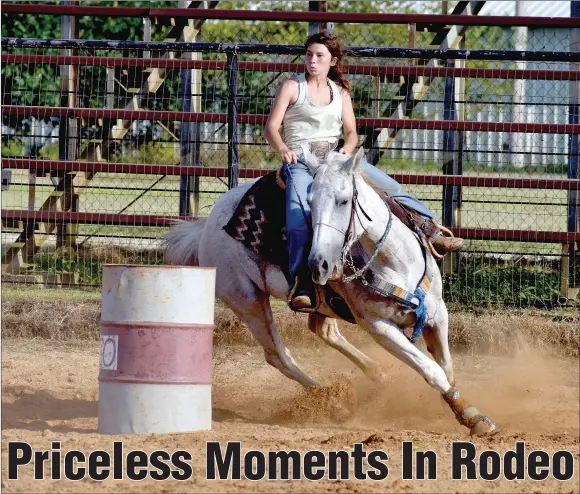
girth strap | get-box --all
[349,239,433,343]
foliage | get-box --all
[444,258,561,306]
[33,247,164,285]
[33,251,104,285]
[1,1,168,41]
[1,138,27,157]
[2,2,524,128]
[115,139,180,165]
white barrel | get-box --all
[98,265,216,434]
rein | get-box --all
[341,176,393,283]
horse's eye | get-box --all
[339,199,349,206]
[306,193,313,205]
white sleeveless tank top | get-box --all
[282,73,343,154]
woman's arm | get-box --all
[339,90,358,155]
[265,79,299,164]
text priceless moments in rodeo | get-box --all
[7,441,576,482]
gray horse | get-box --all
[164,147,497,436]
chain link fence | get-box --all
[1,1,579,307]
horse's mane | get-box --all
[312,150,362,180]
[313,150,384,198]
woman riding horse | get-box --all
[265,30,462,310]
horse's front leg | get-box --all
[361,316,497,436]
[308,314,388,383]
[422,301,455,387]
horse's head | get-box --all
[304,146,365,285]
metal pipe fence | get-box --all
[1,3,579,307]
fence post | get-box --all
[308,1,331,35]
[565,0,580,300]
[442,54,463,276]
[57,0,80,257]
[511,0,528,168]
[227,52,239,189]
[179,0,202,216]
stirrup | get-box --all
[290,294,313,310]
[409,214,460,260]
[425,220,463,257]
[288,275,314,310]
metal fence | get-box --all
[1,1,579,307]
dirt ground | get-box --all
[2,337,579,493]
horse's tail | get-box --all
[163,218,207,266]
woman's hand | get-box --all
[279,146,298,164]
[338,147,353,156]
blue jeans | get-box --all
[283,156,436,282]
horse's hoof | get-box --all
[470,416,499,436]
[366,367,390,384]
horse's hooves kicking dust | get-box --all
[268,379,358,425]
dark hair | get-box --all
[305,30,351,93]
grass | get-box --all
[443,258,562,305]
[1,284,101,302]
[2,170,569,245]
[2,289,578,359]
[27,245,166,284]
[1,243,571,308]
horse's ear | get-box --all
[342,147,365,175]
[301,144,320,172]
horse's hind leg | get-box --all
[422,302,454,386]
[220,282,319,388]
[363,317,497,436]
[308,315,388,382]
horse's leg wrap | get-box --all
[443,387,497,435]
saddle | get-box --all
[383,197,451,261]
[223,168,434,336]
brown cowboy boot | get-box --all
[404,209,463,257]
[422,219,464,255]
[432,234,464,253]
[385,197,463,258]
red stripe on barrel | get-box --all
[99,321,213,385]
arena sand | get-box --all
[2,338,578,493]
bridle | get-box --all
[311,171,393,283]
[341,176,393,283]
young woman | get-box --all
[265,30,462,310]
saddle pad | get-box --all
[223,171,289,279]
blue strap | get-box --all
[410,287,427,343]
[408,230,430,343]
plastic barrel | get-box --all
[98,265,215,434]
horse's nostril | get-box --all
[322,260,328,272]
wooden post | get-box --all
[23,156,36,266]
[511,0,528,169]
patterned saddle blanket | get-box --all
[223,171,289,275]
[223,171,356,324]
